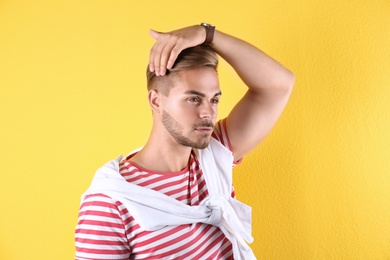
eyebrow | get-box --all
[184,90,222,97]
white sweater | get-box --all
[82,138,256,260]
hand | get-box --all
[148,25,206,76]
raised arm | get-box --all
[148,24,295,161]
[211,30,295,161]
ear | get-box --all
[148,89,161,112]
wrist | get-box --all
[200,23,215,46]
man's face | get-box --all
[160,68,220,149]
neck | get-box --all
[130,130,194,173]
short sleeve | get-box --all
[75,194,131,260]
[212,118,243,165]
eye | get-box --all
[211,98,220,104]
[188,97,201,103]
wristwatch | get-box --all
[200,23,215,46]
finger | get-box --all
[149,38,167,75]
[149,29,161,40]
[166,45,182,70]
[150,38,170,76]
[148,30,163,73]
[149,42,161,75]
[166,35,195,70]
[149,43,158,73]
[159,40,177,75]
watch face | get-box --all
[201,23,215,28]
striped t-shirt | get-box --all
[75,119,237,260]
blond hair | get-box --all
[146,46,218,95]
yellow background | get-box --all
[1,0,389,259]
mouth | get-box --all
[193,120,214,134]
[194,127,213,134]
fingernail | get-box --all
[149,65,154,72]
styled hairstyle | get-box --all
[146,46,218,95]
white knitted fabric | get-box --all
[82,138,256,260]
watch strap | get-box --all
[200,23,215,46]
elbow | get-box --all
[273,70,295,95]
[274,70,295,99]
[284,70,295,91]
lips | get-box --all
[195,127,213,132]
[194,126,213,136]
[193,120,214,134]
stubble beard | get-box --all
[161,110,213,149]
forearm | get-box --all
[147,24,295,159]
[211,30,295,93]
[148,24,295,93]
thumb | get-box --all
[149,29,162,40]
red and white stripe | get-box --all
[75,119,236,259]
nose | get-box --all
[199,101,217,120]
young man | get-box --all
[75,24,294,259]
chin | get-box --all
[193,144,208,150]
[191,140,210,149]
[175,135,211,150]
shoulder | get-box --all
[76,193,132,258]
[212,118,234,152]
[79,193,129,219]
[211,118,243,165]
[77,193,135,238]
